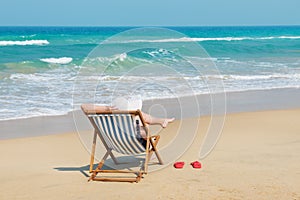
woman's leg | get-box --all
[141,112,175,128]
[137,112,175,143]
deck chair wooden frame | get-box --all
[81,104,163,183]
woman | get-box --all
[83,104,174,147]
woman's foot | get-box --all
[161,118,175,128]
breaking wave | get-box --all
[40,57,73,64]
[0,40,49,46]
[106,35,300,44]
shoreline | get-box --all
[1,87,300,140]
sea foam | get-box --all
[40,57,73,64]
[108,35,300,44]
[0,40,49,46]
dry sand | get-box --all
[0,109,300,199]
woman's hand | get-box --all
[105,106,118,111]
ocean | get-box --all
[1,26,300,121]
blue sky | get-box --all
[1,0,299,26]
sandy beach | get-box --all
[1,107,299,199]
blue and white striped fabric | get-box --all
[90,114,146,155]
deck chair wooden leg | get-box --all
[93,129,119,165]
[143,134,151,173]
[147,136,156,161]
[89,131,97,173]
[108,149,119,165]
[149,135,163,165]
[88,151,110,181]
[143,135,163,173]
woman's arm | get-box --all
[81,104,118,114]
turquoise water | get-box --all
[1,26,300,120]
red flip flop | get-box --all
[191,161,202,169]
[173,161,185,169]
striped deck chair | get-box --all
[81,104,163,183]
